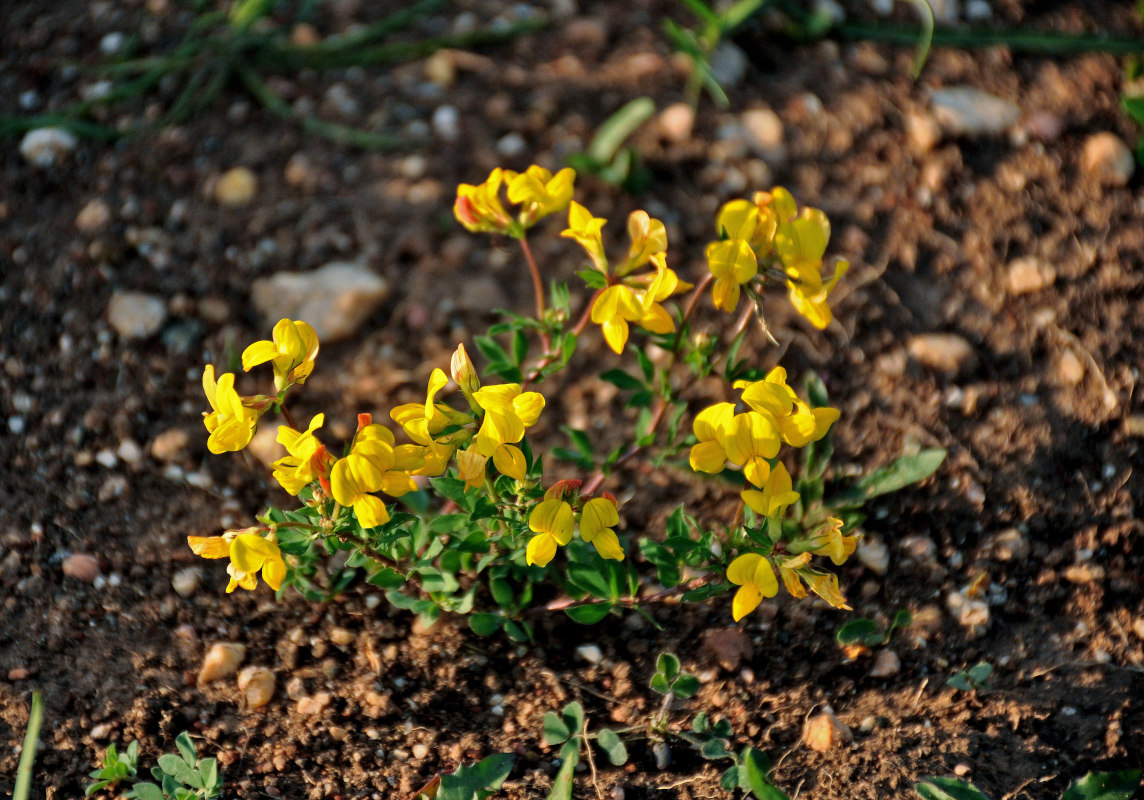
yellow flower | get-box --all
[507,165,576,226]
[329,424,417,529]
[241,318,319,392]
[705,238,757,312]
[473,383,544,481]
[688,402,735,474]
[271,413,325,495]
[801,569,851,609]
[780,399,840,447]
[805,517,858,566]
[580,496,623,561]
[771,202,845,330]
[450,343,481,397]
[562,201,608,272]
[727,552,778,621]
[716,197,778,256]
[454,167,515,235]
[617,210,667,276]
[455,446,489,491]
[589,255,689,354]
[777,552,812,598]
[188,530,286,593]
[723,411,780,488]
[590,284,643,354]
[741,462,800,519]
[526,497,574,567]
[202,365,261,454]
[786,258,848,330]
[391,368,469,446]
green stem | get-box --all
[833,20,1144,57]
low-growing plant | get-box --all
[412,753,515,800]
[540,652,789,799]
[189,162,944,639]
[663,0,768,108]
[945,661,993,693]
[835,608,913,658]
[14,690,44,800]
[565,97,656,193]
[85,732,221,800]
[915,769,1141,800]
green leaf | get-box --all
[511,329,528,367]
[721,766,740,791]
[561,702,585,735]
[835,618,884,647]
[596,728,628,766]
[567,560,611,599]
[157,754,197,785]
[474,334,511,366]
[198,758,219,793]
[366,567,406,589]
[671,674,700,699]
[965,662,993,686]
[468,613,502,637]
[546,739,580,800]
[649,673,671,695]
[1061,770,1142,800]
[174,732,197,766]
[657,652,682,681]
[828,448,947,508]
[542,711,571,745]
[564,603,613,624]
[739,747,789,799]
[914,777,993,800]
[437,753,515,800]
[888,609,913,638]
[503,619,531,642]
[577,268,609,289]
[1122,95,1144,126]
[560,426,595,462]
[692,712,710,733]
[600,368,645,391]
[588,97,656,163]
[700,738,731,760]
[131,783,166,800]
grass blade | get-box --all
[14,690,44,800]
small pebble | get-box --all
[987,528,1030,561]
[171,567,201,598]
[496,132,527,158]
[412,743,429,760]
[20,128,78,168]
[214,167,258,207]
[75,199,113,234]
[804,708,853,752]
[90,722,113,740]
[328,725,350,741]
[658,103,694,143]
[62,553,101,583]
[99,32,126,55]
[858,715,877,734]
[198,643,247,685]
[907,333,976,376]
[329,627,356,646]
[1056,350,1085,385]
[856,538,889,575]
[95,449,118,469]
[1081,133,1135,187]
[954,763,972,777]
[930,87,1021,137]
[1063,563,1105,584]
[150,428,190,462]
[575,644,604,664]
[7,416,25,435]
[116,439,142,464]
[8,667,30,681]
[1006,256,1056,296]
[947,590,990,637]
[652,741,671,770]
[432,105,460,141]
[901,535,937,562]
[107,291,168,340]
[237,666,276,709]
[741,108,784,158]
[296,692,331,715]
[708,41,749,89]
[869,649,901,678]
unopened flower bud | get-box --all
[450,344,480,395]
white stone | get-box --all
[432,105,460,141]
[171,567,201,598]
[1006,256,1056,296]
[708,42,749,89]
[929,87,1021,137]
[107,291,168,339]
[116,438,143,464]
[76,199,112,233]
[198,643,246,685]
[907,333,976,375]
[20,128,78,168]
[658,103,695,144]
[1081,133,1135,187]
[251,261,389,343]
[575,644,604,664]
[869,649,901,678]
[237,666,276,709]
[63,553,101,583]
[741,108,784,159]
[856,538,889,575]
[496,132,528,157]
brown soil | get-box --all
[2,2,1143,799]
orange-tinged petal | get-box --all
[188,536,230,559]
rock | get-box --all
[198,643,246,685]
[432,105,460,141]
[658,103,695,144]
[1132,618,1144,641]
[150,427,190,462]
[947,590,989,637]
[575,644,604,664]
[1056,350,1085,386]
[107,291,168,340]
[284,152,322,191]
[929,87,1021,137]
[1022,111,1064,143]
[237,666,276,709]
[95,449,118,469]
[906,112,941,154]
[76,199,113,233]
[117,438,142,464]
[804,708,852,752]
[291,22,321,46]
[62,553,101,583]
[8,667,30,681]
[329,627,356,646]
[412,743,429,760]
[328,725,350,741]
[701,628,752,671]
[296,691,331,715]
[171,567,201,598]
[907,333,976,376]
[214,167,258,207]
[97,475,128,502]
[985,528,1030,561]
[251,261,389,342]
[869,649,901,678]
[900,535,937,562]
[1063,563,1105,584]
[20,127,78,168]
[1081,133,1135,187]
[424,50,456,87]
[1126,415,1144,437]
[652,741,671,770]
[708,42,749,90]
[1006,256,1056,296]
[246,424,284,467]
[496,132,527,158]
[856,538,889,575]
[454,276,508,312]
[741,108,785,161]
[198,297,230,324]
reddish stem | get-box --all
[539,574,714,613]
[522,288,600,389]
[518,237,551,354]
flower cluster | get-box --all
[563,202,691,353]
[706,187,849,329]
[454,165,576,238]
[526,481,623,567]
[188,528,286,593]
[689,366,853,618]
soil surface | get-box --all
[2,1,1143,799]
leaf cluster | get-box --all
[86,733,221,800]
